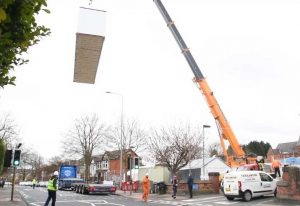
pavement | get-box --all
[115,189,192,201]
[0,186,26,206]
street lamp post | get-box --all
[202,125,210,180]
[106,91,123,188]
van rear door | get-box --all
[223,173,239,196]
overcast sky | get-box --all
[1,0,300,160]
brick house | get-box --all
[267,137,300,162]
[90,149,138,183]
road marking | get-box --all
[253,198,275,206]
[78,200,125,205]
[19,191,29,199]
[147,196,240,206]
[214,201,239,205]
[29,200,125,206]
[183,196,223,202]
[29,203,40,206]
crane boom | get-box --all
[153,0,249,166]
[153,0,204,81]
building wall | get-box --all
[100,152,138,181]
[296,146,300,156]
[267,153,300,163]
[206,159,230,177]
[180,158,230,181]
[109,159,120,176]
[277,166,300,202]
[267,142,300,163]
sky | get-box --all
[1,0,300,160]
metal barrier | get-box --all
[121,181,139,192]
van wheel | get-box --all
[243,190,252,202]
[226,196,234,201]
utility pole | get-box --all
[202,125,210,180]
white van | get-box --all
[223,170,277,201]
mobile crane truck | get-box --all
[153,0,257,167]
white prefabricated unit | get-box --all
[138,165,171,183]
[74,7,106,84]
[180,157,230,180]
[223,170,277,202]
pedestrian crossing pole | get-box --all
[10,143,22,201]
[10,165,16,201]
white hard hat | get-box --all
[53,171,59,176]
[145,173,149,176]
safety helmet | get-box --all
[145,173,149,176]
[53,171,59,176]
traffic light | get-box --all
[134,157,139,169]
[13,150,21,166]
[4,150,12,167]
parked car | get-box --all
[0,178,6,188]
[223,170,277,201]
[38,181,48,187]
[5,181,12,186]
[19,181,33,186]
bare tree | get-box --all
[147,124,202,176]
[39,156,64,181]
[109,119,146,152]
[0,114,20,148]
[48,156,64,167]
[62,114,109,182]
[108,119,146,180]
[19,148,44,181]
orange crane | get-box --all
[153,0,256,167]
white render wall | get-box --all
[205,158,230,177]
[77,7,106,36]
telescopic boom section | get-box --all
[153,0,245,165]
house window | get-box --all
[96,162,101,170]
[101,160,109,170]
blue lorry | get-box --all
[58,165,84,190]
[58,165,117,194]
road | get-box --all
[19,186,165,206]
[17,186,282,206]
